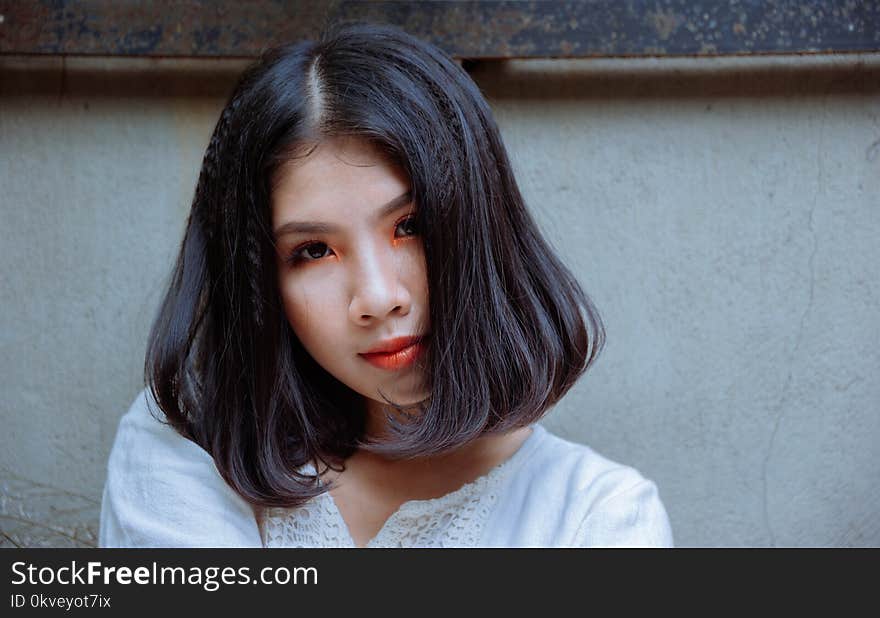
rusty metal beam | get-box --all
[0,1,877,59]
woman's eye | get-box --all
[395,215,418,238]
[288,242,333,264]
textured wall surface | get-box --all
[1,53,877,547]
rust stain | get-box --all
[699,42,718,55]
[649,10,679,41]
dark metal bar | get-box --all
[1,1,877,59]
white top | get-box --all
[99,389,674,548]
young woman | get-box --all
[99,23,673,548]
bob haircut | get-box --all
[146,22,605,508]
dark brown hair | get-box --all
[146,22,604,508]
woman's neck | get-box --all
[328,424,533,504]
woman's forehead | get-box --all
[271,138,410,226]
[276,137,401,187]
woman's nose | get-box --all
[348,245,412,325]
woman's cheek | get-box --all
[279,271,337,337]
[402,243,429,299]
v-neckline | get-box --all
[321,424,544,548]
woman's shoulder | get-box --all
[99,388,262,548]
[110,388,198,454]
[523,425,651,501]
[500,424,674,547]
[105,389,222,481]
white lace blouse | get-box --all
[100,390,674,548]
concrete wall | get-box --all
[1,52,877,547]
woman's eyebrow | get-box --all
[273,191,412,237]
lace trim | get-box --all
[260,426,543,548]
[262,492,354,548]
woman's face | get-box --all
[272,137,431,418]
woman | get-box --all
[99,22,673,548]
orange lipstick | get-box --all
[359,336,427,371]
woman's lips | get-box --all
[359,339,426,371]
